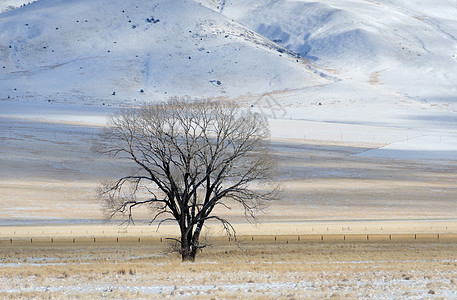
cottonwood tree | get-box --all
[92,99,278,261]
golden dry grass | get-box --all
[1,239,457,299]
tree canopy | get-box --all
[92,99,278,261]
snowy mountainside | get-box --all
[0,0,327,105]
[0,0,456,117]
[207,0,457,104]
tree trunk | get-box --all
[181,228,197,262]
[181,246,197,262]
[181,241,197,262]
[180,220,206,262]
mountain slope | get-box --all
[205,0,457,104]
[1,0,457,115]
[0,0,327,105]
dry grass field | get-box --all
[1,238,457,299]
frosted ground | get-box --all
[1,242,457,299]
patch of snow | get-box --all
[0,101,112,125]
[356,135,457,161]
[0,0,37,13]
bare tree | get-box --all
[92,99,278,261]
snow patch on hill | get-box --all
[0,0,37,13]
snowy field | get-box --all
[1,99,457,223]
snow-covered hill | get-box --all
[1,0,457,127]
[202,0,457,104]
[0,0,328,105]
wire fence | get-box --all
[1,233,456,246]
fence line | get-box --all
[1,233,456,245]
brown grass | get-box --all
[1,239,457,298]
